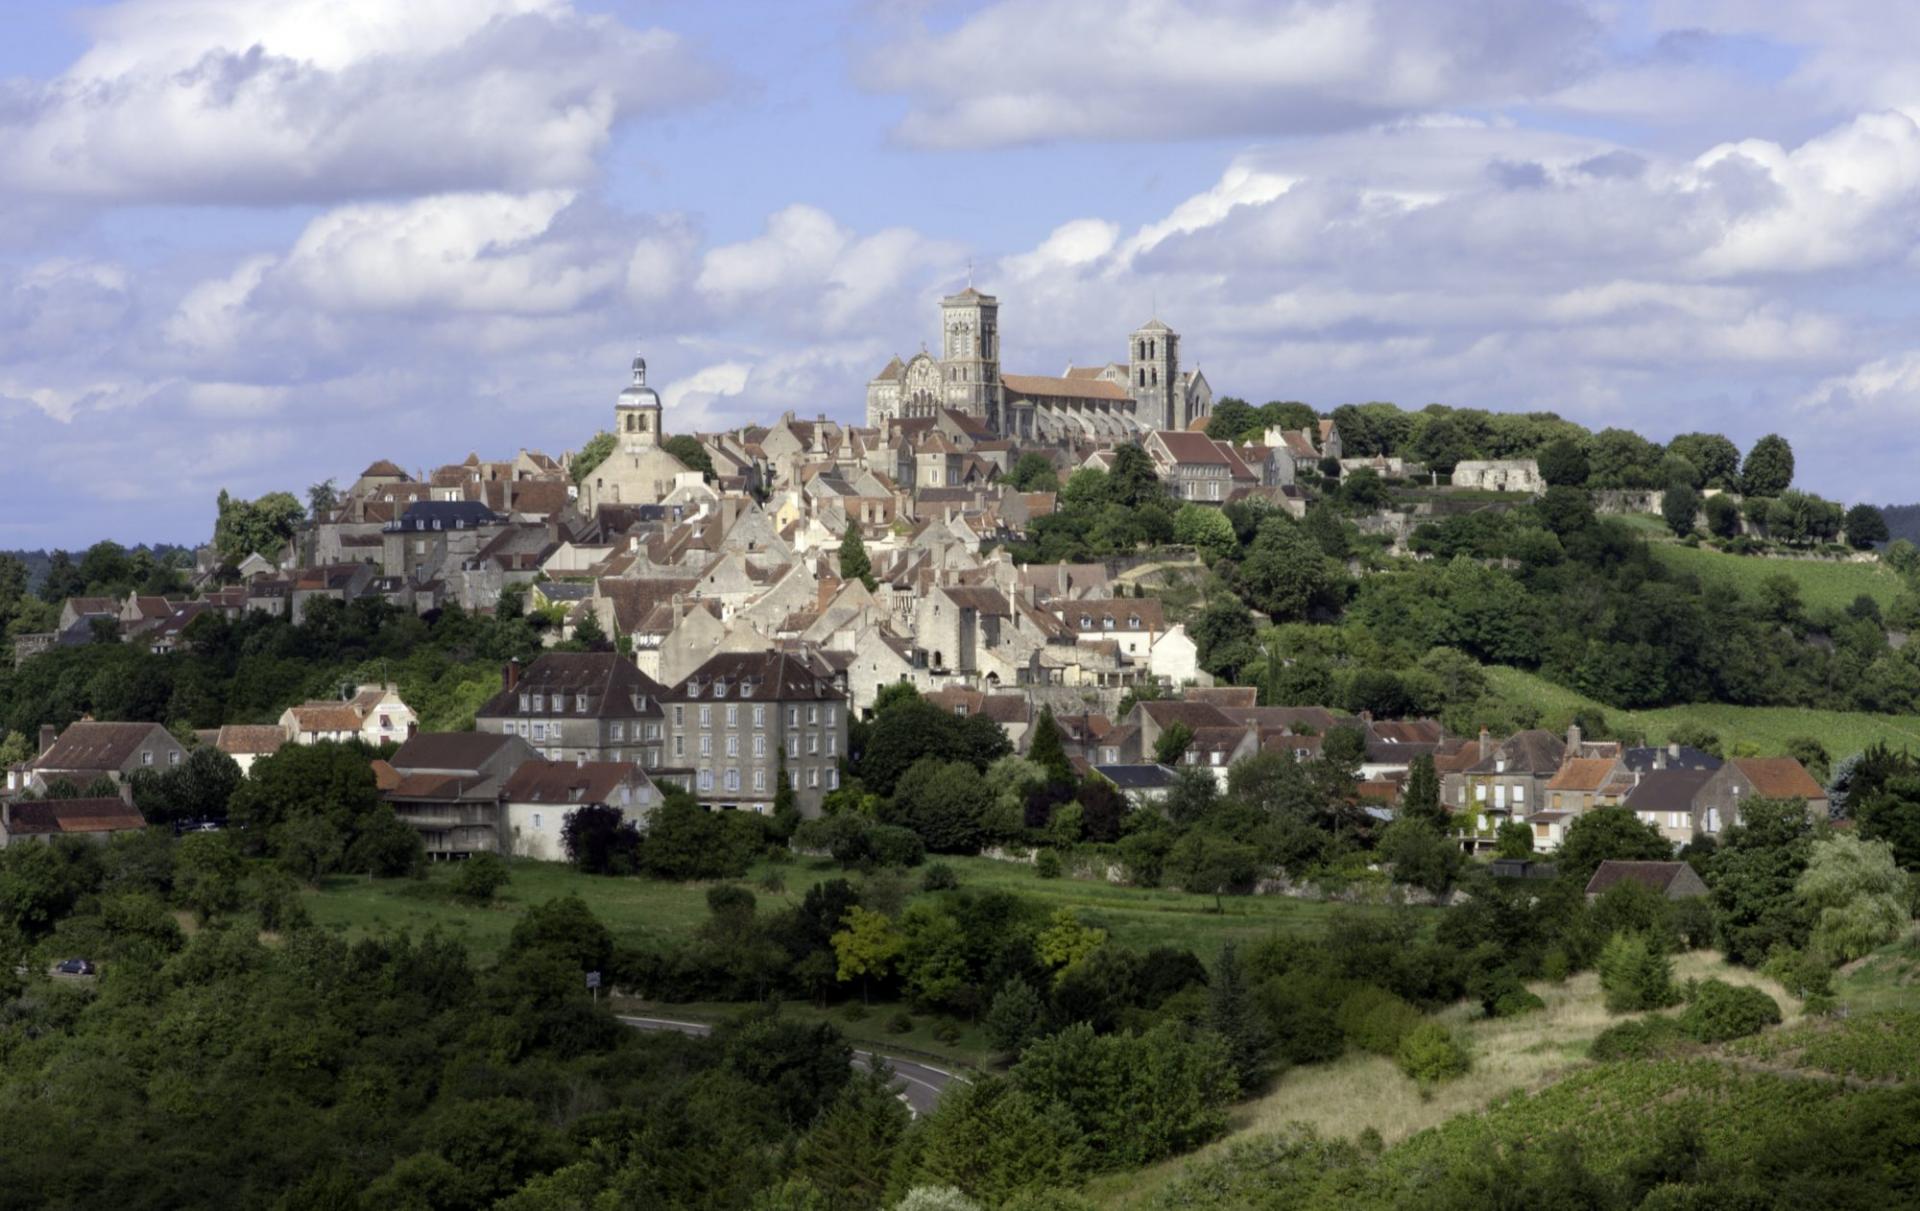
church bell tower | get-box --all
[939,286,1001,432]
[615,351,662,451]
[1129,319,1178,429]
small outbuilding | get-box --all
[1584,859,1709,901]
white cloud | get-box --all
[695,205,962,337]
[861,0,1600,148]
[0,0,725,204]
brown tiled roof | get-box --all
[941,586,1013,615]
[6,798,146,836]
[1547,757,1619,792]
[1139,701,1236,730]
[287,704,365,733]
[1153,431,1232,465]
[665,651,844,703]
[1001,372,1130,402]
[1734,758,1825,800]
[596,577,700,634]
[390,732,523,773]
[31,722,174,772]
[362,459,408,478]
[1062,600,1165,632]
[501,759,645,805]
[216,725,289,756]
[1585,860,1708,898]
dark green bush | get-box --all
[1597,933,1679,1014]
[1589,1016,1687,1061]
[1035,849,1063,879]
[1337,986,1422,1056]
[887,1011,914,1035]
[921,863,959,891]
[1680,979,1781,1043]
[1396,1022,1470,1084]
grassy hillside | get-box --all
[1642,534,1905,614]
[1090,953,1799,1208]
[304,853,1418,966]
[1482,665,1920,758]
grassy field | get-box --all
[302,853,1415,967]
[1640,532,1905,614]
[1831,931,1920,1014]
[1481,664,1920,758]
[1090,951,1803,1208]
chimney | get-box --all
[503,659,521,694]
[1654,747,1667,771]
[1566,723,1582,753]
[1668,740,1681,760]
[38,724,56,755]
[1478,727,1490,760]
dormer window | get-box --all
[1080,615,1092,627]
[1103,618,1115,630]
[1128,615,1140,628]
[532,694,544,712]
[714,678,728,698]
[577,695,588,713]
[519,693,529,711]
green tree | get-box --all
[1795,833,1909,962]
[831,905,901,1002]
[1208,943,1269,1092]
[1596,932,1679,1013]
[1741,434,1795,496]
[1008,452,1060,492]
[1401,753,1446,830]
[1026,706,1072,784]
[1166,831,1260,911]
[888,759,990,854]
[1205,398,1258,442]
[1036,907,1106,976]
[1173,504,1237,563]
[451,852,511,905]
[1536,437,1589,487]
[1237,517,1341,623]
[1704,493,1741,539]
[1708,796,1816,965]
[174,831,245,923]
[1106,444,1162,509]
[1667,432,1742,489]
[1662,480,1701,537]
[1844,504,1890,550]
[1495,820,1533,859]
[1377,818,1463,895]
[1190,596,1257,680]
[838,522,876,590]
[1010,1021,1235,1167]
[1153,721,1194,766]
[662,434,716,479]
[985,977,1047,1057]
[571,431,615,483]
[1555,806,1672,888]
[213,489,306,561]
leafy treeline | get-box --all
[0,594,556,739]
[0,544,196,641]
[1176,481,1920,715]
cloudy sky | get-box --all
[4,0,1920,548]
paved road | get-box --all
[617,1015,960,1117]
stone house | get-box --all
[378,732,538,858]
[11,721,187,795]
[500,759,659,862]
[475,654,669,771]
[1622,767,1718,847]
[279,685,417,748]
[1694,757,1830,834]
[658,651,849,818]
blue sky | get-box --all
[5,0,1920,548]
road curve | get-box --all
[617,1015,961,1117]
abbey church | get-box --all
[864,286,1212,441]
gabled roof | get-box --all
[31,722,176,772]
[5,798,146,836]
[1623,767,1716,813]
[1732,757,1826,800]
[1547,757,1620,792]
[215,725,289,757]
[665,651,844,703]
[1151,431,1233,466]
[1585,860,1708,899]
[285,704,365,734]
[1001,372,1130,402]
[1139,700,1237,730]
[501,759,647,805]
[390,731,525,774]
[477,653,666,720]
[361,459,409,479]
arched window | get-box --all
[1137,368,1146,386]
[1151,367,1158,385]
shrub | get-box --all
[842,1002,868,1022]
[868,824,926,869]
[1034,849,1063,879]
[1589,1016,1687,1061]
[450,852,510,906]
[1396,1022,1469,1084]
[931,1019,963,1045]
[1541,948,1571,983]
[1761,947,1834,1002]
[888,1011,915,1035]
[1337,986,1422,1056]
[1680,979,1781,1043]
[1597,932,1679,1014]
[921,863,959,892]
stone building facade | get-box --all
[658,651,848,818]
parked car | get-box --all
[54,959,94,976]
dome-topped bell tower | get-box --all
[615,351,661,451]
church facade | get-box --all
[865,287,1210,441]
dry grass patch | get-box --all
[1090,952,1800,1210]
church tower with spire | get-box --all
[1129,319,1178,429]
[615,351,661,451]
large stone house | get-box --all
[9,721,187,795]
[500,759,659,862]
[659,651,848,817]
[1694,757,1830,834]
[378,732,538,858]
[475,654,669,771]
